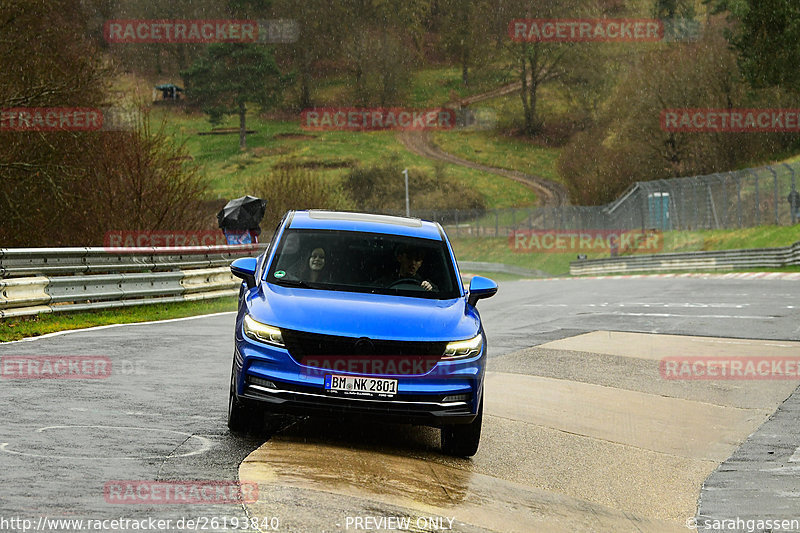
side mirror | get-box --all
[231,257,257,289]
[467,275,497,307]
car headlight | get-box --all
[243,315,284,346]
[443,334,483,359]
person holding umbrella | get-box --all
[217,195,267,244]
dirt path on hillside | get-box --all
[397,78,569,207]
[397,129,569,207]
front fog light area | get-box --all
[442,394,470,403]
[248,376,277,389]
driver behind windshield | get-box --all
[377,244,436,291]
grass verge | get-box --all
[0,297,237,343]
[450,225,800,277]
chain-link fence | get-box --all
[389,161,800,237]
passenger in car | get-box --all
[299,247,330,283]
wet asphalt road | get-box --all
[0,276,798,532]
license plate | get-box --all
[324,374,397,398]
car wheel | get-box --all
[227,360,263,433]
[441,395,482,457]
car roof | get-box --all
[287,210,443,240]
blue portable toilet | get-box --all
[647,192,671,230]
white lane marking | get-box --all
[524,302,750,308]
[0,425,213,460]
[522,272,800,282]
[693,339,800,348]
[607,312,774,319]
[0,311,237,345]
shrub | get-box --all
[247,165,347,230]
[342,157,486,215]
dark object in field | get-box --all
[217,195,267,239]
[198,128,257,136]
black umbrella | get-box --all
[217,195,267,232]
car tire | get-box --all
[441,395,482,457]
[227,360,264,433]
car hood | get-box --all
[246,283,479,341]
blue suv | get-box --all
[228,210,497,456]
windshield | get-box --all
[265,229,460,299]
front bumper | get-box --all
[234,341,484,426]
[241,381,477,425]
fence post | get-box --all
[708,180,720,229]
[767,166,779,225]
[455,210,459,237]
[785,162,797,225]
[640,188,647,233]
[736,174,742,228]
[752,170,760,225]
[721,173,728,229]
[495,211,498,238]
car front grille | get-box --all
[280,328,447,375]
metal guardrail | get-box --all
[458,261,545,278]
[0,245,268,318]
[0,244,545,318]
[569,241,800,275]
